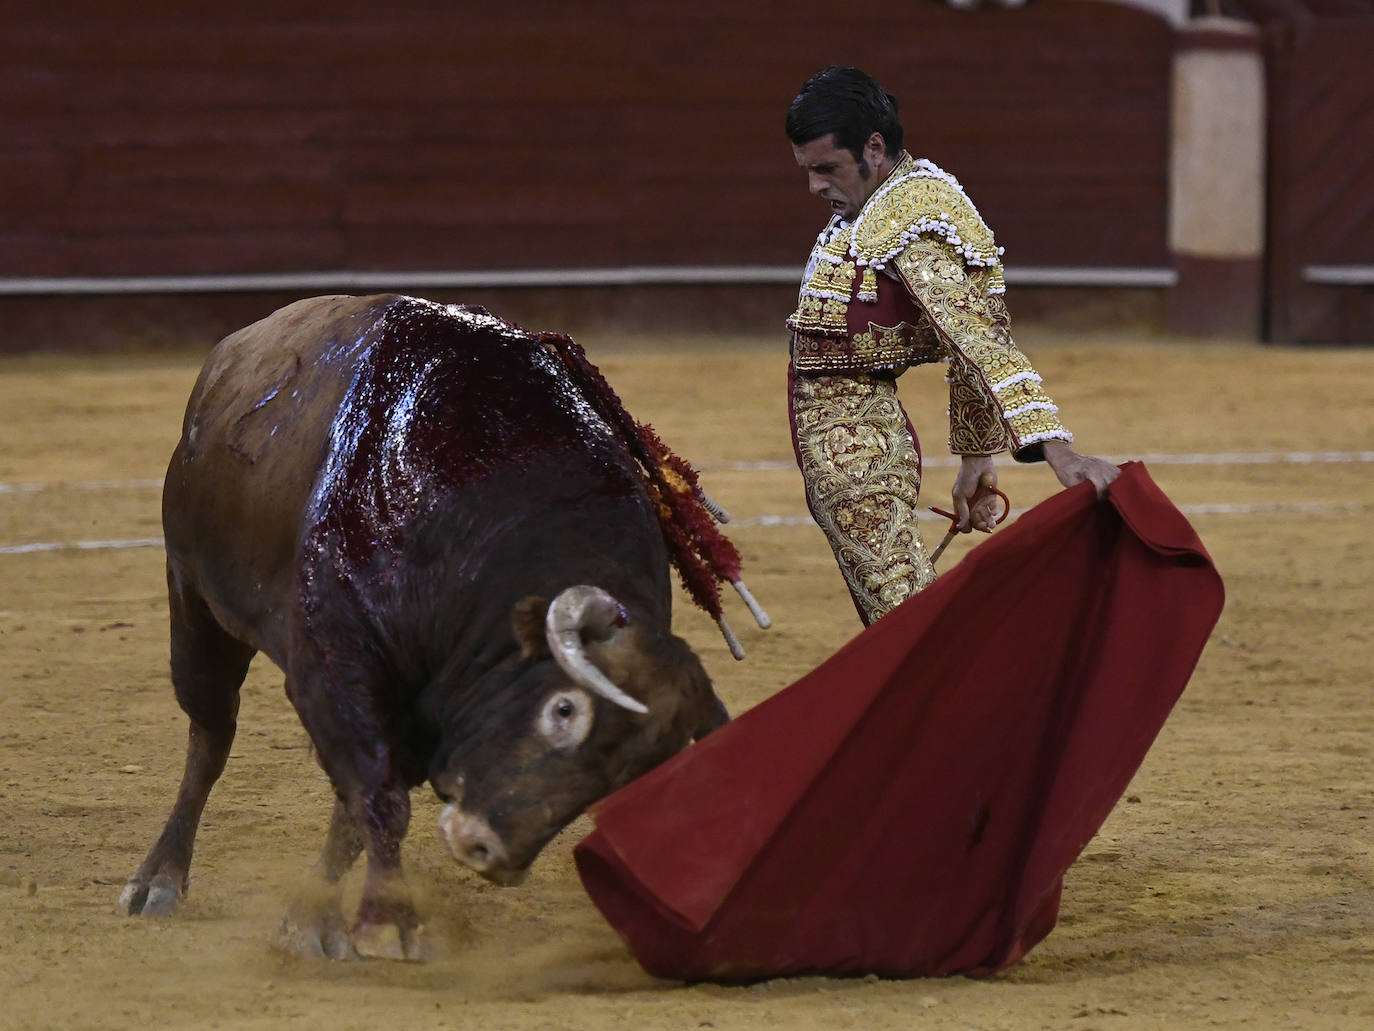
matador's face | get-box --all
[792,132,890,222]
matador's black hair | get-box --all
[785,66,904,162]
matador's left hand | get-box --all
[1042,440,1121,498]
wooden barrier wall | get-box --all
[1265,18,1374,344]
[0,1,1173,280]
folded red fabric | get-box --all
[575,463,1224,980]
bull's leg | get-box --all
[120,565,255,916]
[275,798,365,959]
[280,784,421,961]
[284,651,425,961]
[347,781,425,960]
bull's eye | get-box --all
[537,689,593,750]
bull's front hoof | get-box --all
[275,887,359,960]
[118,872,182,917]
[351,920,427,962]
[276,910,358,961]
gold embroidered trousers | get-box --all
[790,367,935,624]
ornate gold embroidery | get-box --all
[788,153,1009,367]
[850,323,904,353]
[791,372,935,623]
[794,320,929,375]
[858,266,878,302]
[892,237,1072,453]
[850,156,1005,292]
[788,224,858,337]
[947,350,1010,455]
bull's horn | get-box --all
[545,586,649,715]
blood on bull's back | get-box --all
[165,294,659,664]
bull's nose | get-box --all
[438,804,505,869]
[438,805,527,885]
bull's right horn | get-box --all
[545,586,649,715]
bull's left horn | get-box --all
[545,586,649,715]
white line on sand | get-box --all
[2,499,1365,555]
[736,500,1368,528]
[0,478,163,495]
[2,450,1373,495]
[2,450,1368,554]
[710,451,1374,472]
[0,537,165,555]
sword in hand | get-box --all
[928,474,1010,567]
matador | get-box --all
[785,67,1120,625]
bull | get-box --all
[118,294,763,960]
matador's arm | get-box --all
[890,236,1073,462]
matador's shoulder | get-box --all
[850,156,1006,297]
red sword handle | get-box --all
[928,483,1011,566]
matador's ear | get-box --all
[511,595,551,659]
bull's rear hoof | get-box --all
[351,920,427,962]
[118,873,182,917]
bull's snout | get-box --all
[438,804,528,886]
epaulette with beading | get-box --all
[788,155,1006,339]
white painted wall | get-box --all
[1169,20,1266,258]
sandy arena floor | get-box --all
[1,321,1371,1030]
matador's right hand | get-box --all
[951,456,1001,533]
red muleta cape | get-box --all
[574,462,1224,981]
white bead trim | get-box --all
[991,371,1044,392]
[1004,401,1060,419]
[847,157,1005,272]
[1020,429,1075,446]
[800,287,851,303]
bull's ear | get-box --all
[511,595,550,659]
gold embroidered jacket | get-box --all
[787,153,1073,458]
